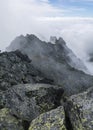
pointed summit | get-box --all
[6,34,92,96]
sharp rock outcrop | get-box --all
[0,34,93,130]
[0,50,54,91]
[6,34,93,96]
[0,83,64,121]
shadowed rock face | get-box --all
[68,87,93,130]
[88,53,93,62]
[0,50,54,91]
[6,34,93,96]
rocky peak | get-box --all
[50,36,57,44]
[88,52,93,62]
[26,34,39,40]
[56,37,66,45]
[1,34,93,130]
[6,34,93,96]
[7,34,87,72]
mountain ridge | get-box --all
[6,34,93,96]
[0,35,93,129]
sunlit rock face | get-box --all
[6,34,93,96]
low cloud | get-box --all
[38,17,93,57]
[0,0,93,73]
[37,17,93,74]
[0,0,65,50]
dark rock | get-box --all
[64,87,93,130]
[0,50,54,91]
[0,83,64,121]
[63,98,84,130]
[88,53,93,62]
[0,108,24,130]
[6,34,93,96]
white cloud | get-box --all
[0,0,93,73]
[38,17,93,56]
[0,0,65,51]
[37,16,93,74]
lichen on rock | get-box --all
[67,87,93,130]
[29,106,66,130]
[0,83,64,121]
[0,108,24,130]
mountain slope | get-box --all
[6,34,93,96]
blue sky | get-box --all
[49,0,93,17]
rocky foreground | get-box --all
[0,35,93,130]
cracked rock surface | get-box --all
[68,87,93,130]
[0,50,54,91]
[0,108,24,130]
[0,83,64,121]
[29,106,66,130]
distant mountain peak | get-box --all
[6,34,88,74]
[6,34,93,96]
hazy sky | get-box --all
[0,0,93,55]
[1,0,93,73]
